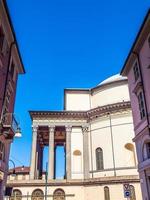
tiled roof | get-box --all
[9,166,30,174]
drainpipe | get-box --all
[108,112,116,176]
[132,51,150,127]
[89,89,94,178]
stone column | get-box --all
[38,145,43,179]
[82,126,90,179]
[66,125,72,180]
[48,126,55,179]
[30,125,38,180]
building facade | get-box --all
[0,0,25,198]
[6,75,142,200]
[121,9,150,200]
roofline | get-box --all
[2,0,25,74]
[29,101,131,120]
[121,8,150,75]
[64,88,90,92]
[91,78,128,91]
[63,78,127,109]
[29,110,87,120]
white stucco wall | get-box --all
[89,112,138,178]
[65,91,90,111]
[65,79,129,111]
[71,127,84,179]
[91,83,130,108]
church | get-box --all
[6,74,142,200]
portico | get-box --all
[29,111,89,181]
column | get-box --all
[66,125,72,180]
[82,126,90,179]
[38,145,43,179]
[48,126,55,179]
[30,125,38,180]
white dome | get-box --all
[98,74,127,86]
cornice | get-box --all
[29,101,131,121]
[7,175,139,187]
[87,101,131,120]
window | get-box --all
[130,185,136,200]
[53,189,65,200]
[146,143,150,159]
[0,141,5,161]
[104,186,110,200]
[10,61,15,78]
[96,147,104,170]
[10,189,22,200]
[0,27,4,52]
[4,90,10,112]
[148,36,150,48]
[137,91,146,119]
[32,189,44,200]
[143,142,150,160]
[133,61,140,81]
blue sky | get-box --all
[7,0,150,177]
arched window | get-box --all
[130,185,136,200]
[96,147,104,170]
[10,189,22,200]
[104,186,110,200]
[32,189,44,200]
[53,189,65,200]
[124,143,136,166]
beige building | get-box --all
[6,75,142,200]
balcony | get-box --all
[0,113,21,139]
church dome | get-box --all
[98,74,127,86]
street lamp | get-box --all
[14,126,22,138]
[9,159,25,175]
[9,159,16,174]
[0,113,22,138]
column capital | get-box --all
[65,125,72,133]
[32,125,38,132]
[82,125,89,133]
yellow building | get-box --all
[6,75,142,200]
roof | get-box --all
[121,9,150,75]
[64,74,127,94]
[9,166,46,175]
[9,166,30,174]
[97,74,127,86]
[2,0,25,74]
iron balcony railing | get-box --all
[1,113,19,133]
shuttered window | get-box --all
[96,147,104,170]
[137,91,146,119]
